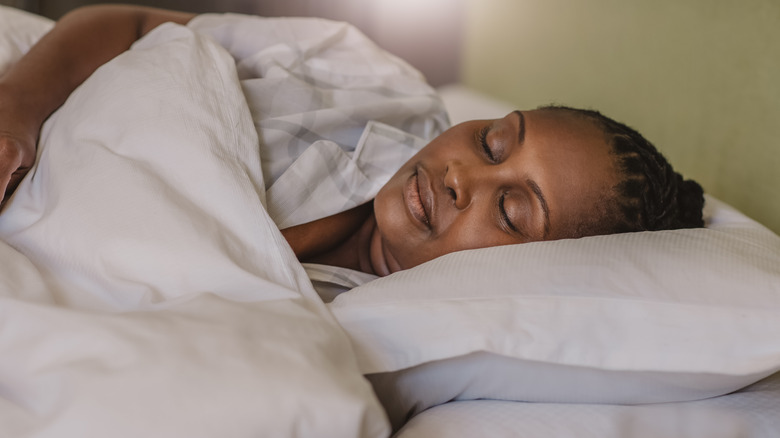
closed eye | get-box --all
[499,193,519,233]
[477,126,496,162]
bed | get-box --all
[1,6,779,438]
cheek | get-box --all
[374,179,406,237]
[377,209,520,270]
[439,220,518,254]
[373,182,424,266]
[374,193,443,270]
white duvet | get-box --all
[0,7,388,437]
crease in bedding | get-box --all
[0,8,403,437]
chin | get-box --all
[367,223,405,276]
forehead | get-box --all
[523,109,608,151]
[522,109,619,238]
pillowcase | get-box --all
[328,195,780,430]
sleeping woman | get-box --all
[0,5,704,281]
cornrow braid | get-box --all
[539,105,705,234]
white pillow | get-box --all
[328,195,780,430]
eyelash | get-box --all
[499,194,519,233]
[477,126,496,162]
[478,127,518,234]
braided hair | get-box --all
[539,105,705,237]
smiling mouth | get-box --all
[406,171,431,228]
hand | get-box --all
[0,131,36,208]
[0,80,40,209]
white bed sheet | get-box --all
[395,370,780,438]
[0,7,389,437]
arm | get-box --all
[0,5,195,206]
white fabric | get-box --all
[394,371,780,438]
[0,14,389,437]
[304,263,379,303]
[188,13,448,298]
[265,121,428,229]
[188,13,449,229]
[436,83,516,125]
[329,195,780,429]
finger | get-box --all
[0,156,22,206]
[5,169,26,200]
[0,167,14,204]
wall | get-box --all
[27,0,464,86]
[462,0,780,232]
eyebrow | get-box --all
[513,110,526,144]
[526,178,551,239]
[514,110,550,238]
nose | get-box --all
[444,160,476,210]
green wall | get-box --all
[462,0,780,233]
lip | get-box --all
[404,166,433,229]
[417,166,434,227]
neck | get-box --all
[301,207,378,275]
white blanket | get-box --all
[0,7,388,437]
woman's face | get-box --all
[369,109,620,276]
